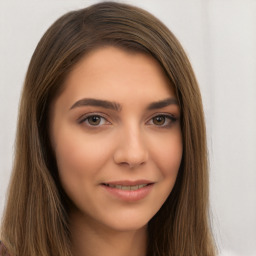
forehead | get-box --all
[59,46,175,106]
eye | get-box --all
[79,114,110,127]
[147,114,177,127]
[152,116,166,125]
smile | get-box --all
[101,181,154,201]
[104,184,148,191]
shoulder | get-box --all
[0,241,10,256]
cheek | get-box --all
[163,141,182,177]
[53,130,109,191]
[53,135,102,210]
[54,137,87,199]
[151,130,183,179]
[145,131,182,218]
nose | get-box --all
[113,126,148,168]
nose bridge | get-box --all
[113,123,148,168]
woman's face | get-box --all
[50,46,182,232]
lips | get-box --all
[101,180,154,201]
[103,183,148,191]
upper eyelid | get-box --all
[77,111,178,123]
[78,112,110,123]
[147,112,177,120]
[146,113,178,125]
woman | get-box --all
[0,2,216,256]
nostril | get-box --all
[113,157,146,168]
[113,133,149,168]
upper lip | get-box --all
[102,180,154,186]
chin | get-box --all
[98,208,158,233]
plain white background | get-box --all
[0,0,255,255]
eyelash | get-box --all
[147,114,177,127]
[78,113,177,128]
[78,113,110,126]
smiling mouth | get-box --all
[103,183,149,191]
[101,181,154,201]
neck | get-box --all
[70,211,147,256]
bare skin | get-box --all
[70,209,147,256]
[50,46,182,256]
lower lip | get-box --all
[101,184,154,202]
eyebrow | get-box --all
[69,97,178,111]
[147,98,178,110]
[70,98,122,111]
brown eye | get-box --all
[147,114,177,128]
[152,115,166,125]
[87,115,102,126]
[79,114,110,127]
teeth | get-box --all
[106,184,148,190]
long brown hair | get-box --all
[1,2,216,255]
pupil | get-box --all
[89,116,100,125]
[154,116,165,125]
